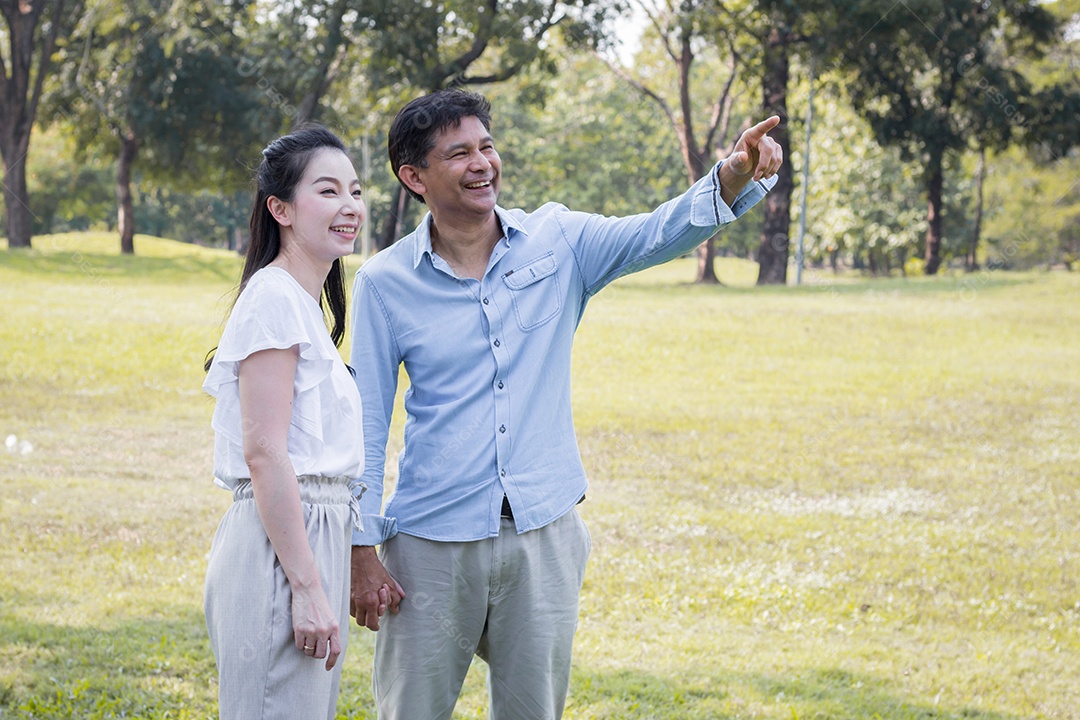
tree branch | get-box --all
[430,0,499,87]
[598,51,678,133]
[28,0,65,127]
[631,0,679,64]
[457,7,565,86]
[704,38,739,156]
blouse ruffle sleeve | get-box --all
[203,273,337,452]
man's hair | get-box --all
[387,89,493,204]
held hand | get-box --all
[350,546,405,631]
[727,115,783,182]
[292,582,343,671]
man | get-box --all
[349,89,782,719]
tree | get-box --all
[741,0,870,284]
[0,0,76,249]
[52,0,267,253]
[836,0,1073,274]
[488,48,688,219]
[790,85,925,275]
[602,0,749,283]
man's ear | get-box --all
[397,165,426,199]
[267,196,292,227]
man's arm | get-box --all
[349,268,405,630]
[565,115,783,296]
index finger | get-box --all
[745,115,781,139]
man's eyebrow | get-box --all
[443,136,494,153]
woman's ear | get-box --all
[397,165,426,200]
[267,195,292,227]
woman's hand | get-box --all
[292,580,343,671]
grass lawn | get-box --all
[1,233,1077,719]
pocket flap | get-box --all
[503,252,557,290]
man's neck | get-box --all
[429,211,502,281]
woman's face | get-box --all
[275,148,365,263]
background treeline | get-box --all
[2,0,1078,282]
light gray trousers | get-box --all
[373,508,592,720]
[205,476,354,720]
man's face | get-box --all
[409,115,501,221]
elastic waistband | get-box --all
[233,475,364,532]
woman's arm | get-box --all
[239,346,342,671]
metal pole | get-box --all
[360,135,372,258]
[796,59,815,285]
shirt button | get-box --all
[500,468,506,477]
[497,381,504,389]
[499,425,506,433]
[493,339,501,347]
[483,298,489,305]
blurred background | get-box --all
[2,0,1077,281]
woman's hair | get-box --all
[387,89,492,204]
[205,124,352,372]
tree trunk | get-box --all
[756,29,793,286]
[967,147,985,272]
[1,140,33,248]
[294,0,349,125]
[377,184,411,251]
[924,149,945,275]
[696,236,719,283]
[0,0,67,250]
[116,130,138,254]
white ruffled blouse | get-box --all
[203,266,364,489]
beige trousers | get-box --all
[373,508,592,720]
[204,476,355,720]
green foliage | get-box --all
[981,146,1080,268]
[47,0,270,188]
[2,235,1079,718]
[489,55,686,217]
[24,128,115,234]
[838,0,1053,166]
[360,0,615,92]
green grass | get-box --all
[1,233,1077,719]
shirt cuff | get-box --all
[352,514,398,546]
[690,161,778,227]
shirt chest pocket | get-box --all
[502,252,561,331]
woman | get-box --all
[203,125,383,719]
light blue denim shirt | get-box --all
[351,162,776,544]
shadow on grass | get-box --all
[0,609,1038,720]
[569,666,1028,720]
[0,603,217,720]
[0,248,239,285]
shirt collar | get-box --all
[412,206,528,269]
